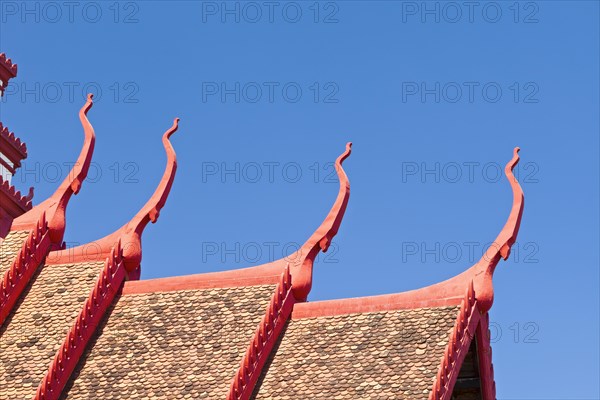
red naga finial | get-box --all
[472,147,524,313]
[45,118,180,275]
[290,142,352,301]
[12,94,96,247]
[131,118,179,228]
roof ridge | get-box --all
[228,265,295,400]
[34,242,126,400]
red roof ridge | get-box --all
[122,266,282,295]
[45,118,180,276]
[35,241,126,400]
[228,265,295,400]
[11,95,96,249]
[292,290,464,319]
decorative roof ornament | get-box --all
[0,179,33,217]
[0,53,18,95]
[291,147,525,317]
[125,143,353,298]
[46,118,180,275]
[0,122,28,161]
[291,142,352,301]
[469,147,524,312]
[11,94,96,247]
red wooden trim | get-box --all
[34,242,127,400]
[0,212,50,326]
[45,118,180,273]
[292,293,463,319]
[0,122,27,163]
[0,53,17,76]
[227,265,295,400]
[475,313,496,399]
[0,53,17,95]
[122,271,281,295]
[429,282,480,400]
[0,156,16,174]
[0,177,33,217]
[12,95,96,249]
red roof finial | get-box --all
[471,147,524,312]
[12,94,96,247]
[45,118,180,274]
[130,118,179,228]
[291,142,352,301]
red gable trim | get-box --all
[430,282,480,400]
[227,265,296,400]
[476,313,497,399]
[34,243,126,400]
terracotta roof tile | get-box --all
[252,306,459,400]
[62,284,276,399]
[0,261,104,399]
[0,230,30,278]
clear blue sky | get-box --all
[1,1,598,398]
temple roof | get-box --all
[63,284,276,398]
[0,58,524,400]
[252,306,460,399]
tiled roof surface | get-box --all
[61,284,277,399]
[0,230,30,278]
[0,261,104,399]
[252,306,460,400]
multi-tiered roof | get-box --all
[0,54,524,400]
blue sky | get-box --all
[1,1,598,398]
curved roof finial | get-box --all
[12,94,96,246]
[291,142,352,301]
[129,118,179,234]
[45,118,180,275]
[473,147,524,312]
